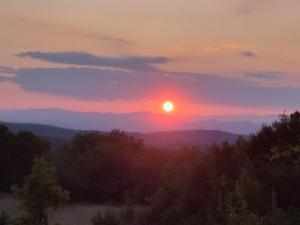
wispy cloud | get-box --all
[202,46,221,53]
[0,66,16,78]
[202,43,241,54]
[240,51,257,57]
[17,51,170,72]
[8,18,132,47]
[243,71,282,80]
[83,34,131,45]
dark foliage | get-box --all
[11,157,69,225]
[140,112,300,225]
[0,125,49,191]
[2,112,300,225]
[57,130,170,203]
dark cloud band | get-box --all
[3,66,300,108]
[17,51,169,72]
[243,71,281,80]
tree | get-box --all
[246,111,300,162]
[0,125,49,191]
[12,158,69,225]
[59,130,145,203]
[266,189,286,225]
[226,180,264,225]
[0,125,16,190]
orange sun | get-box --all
[163,101,174,112]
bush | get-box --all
[12,157,69,225]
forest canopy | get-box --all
[1,112,300,225]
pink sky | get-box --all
[0,0,300,115]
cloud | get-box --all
[9,67,170,101]
[202,43,241,54]
[0,66,16,78]
[17,51,169,72]
[3,66,300,108]
[88,35,130,44]
[0,66,16,74]
[9,17,132,46]
[202,46,221,53]
[240,51,257,57]
[244,71,282,80]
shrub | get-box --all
[12,157,69,225]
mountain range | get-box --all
[1,121,244,149]
[0,108,279,149]
[0,108,277,135]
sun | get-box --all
[163,101,174,112]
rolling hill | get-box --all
[0,108,272,135]
[1,121,244,149]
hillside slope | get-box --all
[1,121,243,149]
[0,109,267,134]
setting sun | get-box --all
[163,101,174,112]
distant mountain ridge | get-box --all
[0,108,275,135]
[1,121,76,139]
[1,121,244,149]
[135,129,244,149]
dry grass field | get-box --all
[0,193,142,225]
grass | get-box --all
[0,194,144,225]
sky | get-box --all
[0,0,300,116]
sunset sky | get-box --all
[1,0,300,115]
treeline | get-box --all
[1,112,300,225]
[0,126,49,191]
[56,130,170,203]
